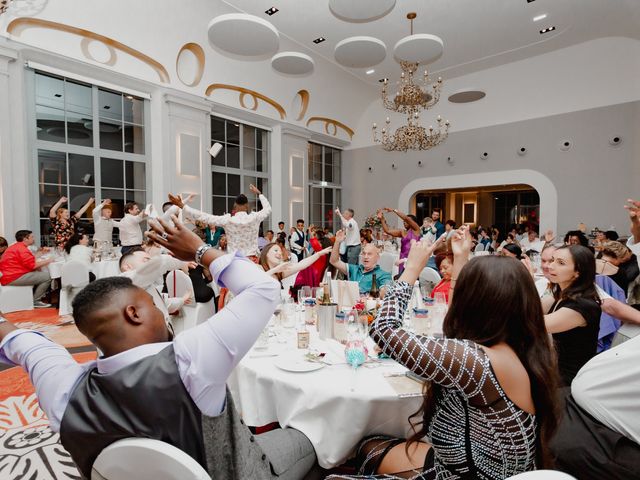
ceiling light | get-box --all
[533,13,547,22]
[265,7,278,15]
[103,105,111,109]
[54,93,62,98]
[313,37,326,44]
[378,77,389,83]
[125,95,134,100]
[366,69,375,75]
[539,26,556,34]
[526,0,536,3]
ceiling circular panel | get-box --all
[329,0,396,23]
[271,52,315,75]
[448,90,486,103]
[207,14,279,56]
[394,34,443,64]
[334,36,387,68]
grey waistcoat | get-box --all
[59,345,275,479]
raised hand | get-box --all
[146,215,204,261]
[383,207,393,213]
[59,196,68,203]
[335,229,346,243]
[249,184,261,195]
[625,199,640,241]
[319,246,333,256]
[103,199,112,205]
[450,225,472,258]
[402,239,436,277]
[544,229,555,243]
[180,193,195,205]
[376,209,384,220]
[167,193,185,209]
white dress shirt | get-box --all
[0,252,280,431]
[572,334,640,444]
[68,245,92,266]
[340,217,360,247]
[183,194,271,257]
[92,203,121,244]
[118,213,145,246]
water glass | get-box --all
[434,292,447,307]
[298,286,312,304]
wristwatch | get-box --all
[194,244,213,266]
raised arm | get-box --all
[624,199,640,243]
[281,247,332,278]
[93,199,108,224]
[74,197,95,219]
[449,225,472,304]
[378,209,402,238]
[329,229,348,276]
[147,216,280,417]
[370,241,497,401]
[49,196,67,219]
[249,184,272,221]
[0,315,90,431]
[388,207,420,232]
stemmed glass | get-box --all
[345,309,368,392]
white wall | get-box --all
[343,101,640,237]
[350,37,640,149]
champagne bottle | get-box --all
[369,273,379,299]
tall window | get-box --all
[210,116,269,228]
[34,71,148,244]
[308,142,341,231]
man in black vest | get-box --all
[0,215,316,479]
[289,218,306,262]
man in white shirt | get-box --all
[519,228,545,254]
[118,202,147,255]
[0,218,315,479]
[551,336,640,479]
[335,207,360,265]
[170,184,270,260]
[92,199,120,246]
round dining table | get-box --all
[228,325,423,469]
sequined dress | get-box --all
[329,281,538,479]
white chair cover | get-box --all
[378,251,397,274]
[419,266,442,286]
[280,272,298,294]
[59,260,90,316]
[0,285,34,313]
[91,438,210,480]
[166,270,198,335]
[506,471,577,479]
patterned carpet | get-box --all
[0,309,96,480]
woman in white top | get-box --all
[259,242,331,287]
[65,233,95,282]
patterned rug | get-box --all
[0,309,95,480]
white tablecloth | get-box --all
[91,260,120,279]
[228,329,422,468]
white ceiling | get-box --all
[222,0,640,85]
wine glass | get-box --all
[298,286,312,305]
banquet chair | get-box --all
[0,285,34,313]
[91,438,210,480]
[419,267,441,295]
[505,471,576,479]
[378,251,396,274]
[166,270,215,335]
[281,272,298,295]
[59,260,90,316]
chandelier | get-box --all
[372,13,450,152]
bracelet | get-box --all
[195,244,213,266]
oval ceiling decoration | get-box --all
[448,90,486,103]
[334,36,386,68]
[176,43,205,87]
[207,14,279,56]
[329,0,396,23]
[271,52,315,75]
[394,34,443,64]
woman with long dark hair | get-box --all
[543,244,601,386]
[329,226,560,479]
[377,207,421,274]
[258,242,331,287]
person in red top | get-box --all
[0,230,54,307]
[431,253,453,303]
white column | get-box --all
[0,46,18,237]
[281,126,311,228]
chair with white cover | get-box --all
[280,272,298,295]
[419,267,441,295]
[59,260,90,316]
[378,251,397,274]
[91,438,210,480]
[0,284,34,313]
[506,471,577,479]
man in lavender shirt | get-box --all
[0,216,315,479]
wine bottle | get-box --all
[369,273,379,299]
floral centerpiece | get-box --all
[363,214,382,230]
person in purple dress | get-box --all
[377,208,421,274]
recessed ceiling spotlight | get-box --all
[54,93,62,98]
[526,0,536,3]
[533,13,547,22]
[265,7,279,15]
[378,77,388,83]
[366,69,375,75]
[313,37,326,44]
[539,26,556,34]
[103,105,111,110]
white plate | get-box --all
[274,353,325,373]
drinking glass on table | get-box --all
[298,286,312,304]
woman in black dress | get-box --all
[543,244,601,386]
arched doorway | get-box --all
[398,169,558,234]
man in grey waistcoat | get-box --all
[0,215,316,479]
